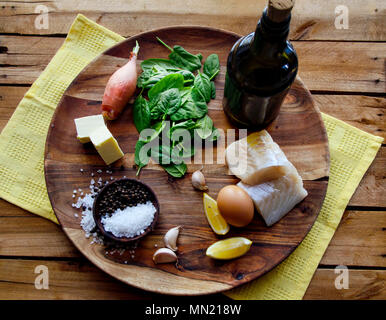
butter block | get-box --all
[74,115,105,143]
[89,125,124,165]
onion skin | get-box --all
[101,42,139,120]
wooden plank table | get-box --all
[0,0,384,300]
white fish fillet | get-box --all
[238,164,308,226]
[225,130,291,185]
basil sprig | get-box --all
[133,38,221,178]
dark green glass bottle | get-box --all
[223,0,298,129]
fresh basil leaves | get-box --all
[210,81,216,99]
[133,95,151,133]
[140,58,180,72]
[194,72,212,103]
[203,54,220,80]
[170,88,207,121]
[148,73,184,100]
[134,140,150,175]
[157,37,203,72]
[138,67,194,89]
[150,88,181,120]
[195,114,213,139]
[162,162,187,178]
[133,38,220,178]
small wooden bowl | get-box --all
[93,178,160,243]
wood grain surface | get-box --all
[1,36,385,93]
[0,0,384,41]
[0,0,384,300]
[1,258,384,300]
[44,26,329,295]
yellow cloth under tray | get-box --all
[225,113,383,299]
[0,14,383,299]
[0,14,124,224]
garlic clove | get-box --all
[192,169,208,191]
[153,248,177,264]
[164,225,182,251]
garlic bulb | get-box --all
[192,169,208,191]
[164,226,181,251]
[152,248,177,264]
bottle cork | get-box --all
[267,0,295,23]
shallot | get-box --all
[101,41,140,120]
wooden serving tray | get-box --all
[45,26,329,295]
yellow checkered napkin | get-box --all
[0,15,124,224]
[225,113,383,299]
[0,15,383,298]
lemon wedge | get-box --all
[203,193,230,235]
[206,237,252,260]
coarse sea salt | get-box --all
[73,178,144,254]
[101,201,156,238]
[75,192,96,238]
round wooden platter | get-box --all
[45,26,329,295]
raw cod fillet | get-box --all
[238,163,308,226]
[226,130,308,226]
[225,130,291,185]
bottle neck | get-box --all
[251,8,291,54]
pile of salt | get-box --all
[101,201,156,238]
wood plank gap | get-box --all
[314,177,329,182]
[293,39,386,44]
[0,32,66,38]
[0,255,83,262]
[318,265,386,271]
[310,90,386,97]
[0,83,30,87]
[346,206,386,212]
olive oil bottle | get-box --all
[223,0,298,129]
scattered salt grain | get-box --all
[97,169,102,173]
[80,168,84,172]
[78,193,96,237]
[90,235,104,244]
[74,177,153,246]
[101,201,156,238]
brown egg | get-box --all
[217,185,254,227]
